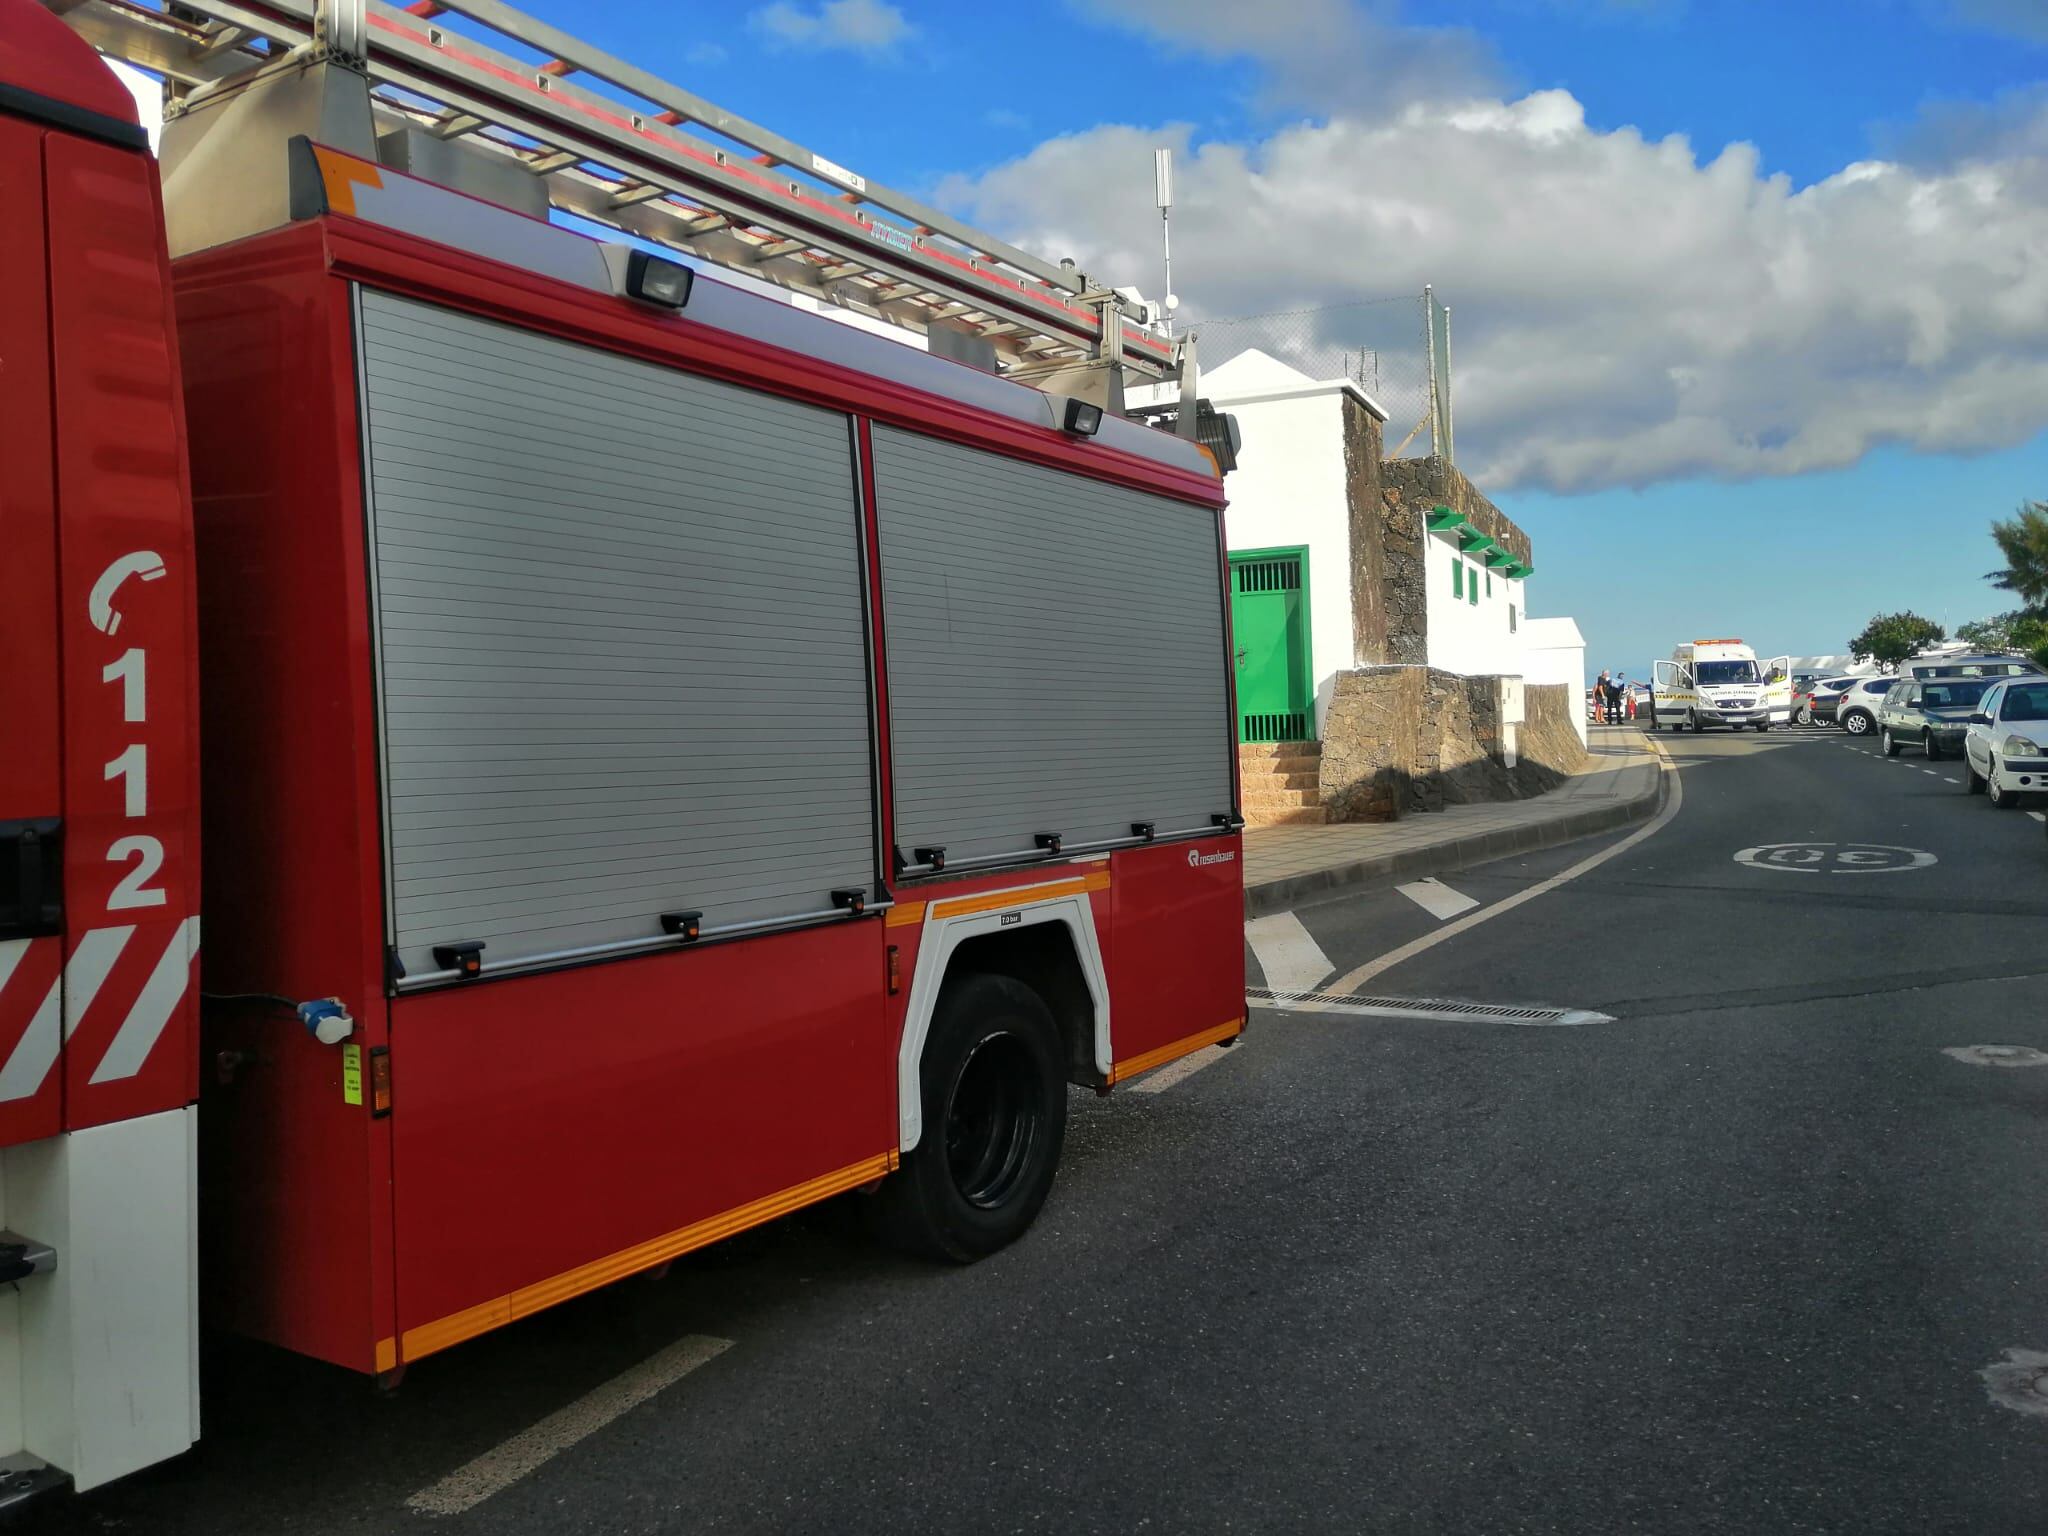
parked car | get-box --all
[1904,651,2045,681]
[1879,676,1991,759]
[1803,676,1858,725]
[1833,676,1897,736]
[1963,678,2048,807]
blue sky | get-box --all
[545,0,2045,668]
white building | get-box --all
[1199,349,1565,739]
[1421,506,1531,679]
[1192,350,1383,736]
[1519,617,1589,747]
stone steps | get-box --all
[1240,768,1320,792]
[1247,805,1329,827]
[1239,740,1326,826]
[1243,786,1322,810]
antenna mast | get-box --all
[1154,147,1177,334]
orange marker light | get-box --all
[369,1047,393,1118]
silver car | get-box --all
[1878,676,1991,760]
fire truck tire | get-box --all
[875,973,1068,1263]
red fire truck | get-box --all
[0,0,1244,1499]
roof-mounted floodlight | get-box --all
[1060,397,1103,437]
[600,245,694,310]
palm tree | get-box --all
[1988,501,2048,608]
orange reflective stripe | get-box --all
[1108,1018,1244,1085]
[930,870,1110,921]
[397,1150,897,1364]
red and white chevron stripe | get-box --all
[0,918,200,1123]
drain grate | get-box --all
[1246,987,1611,1027]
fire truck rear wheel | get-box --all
[877,973,1068,1263]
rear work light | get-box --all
[1059,397,1103,436]
[602,245,695,310]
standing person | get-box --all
[1610,671,1628,724]
[1593,670,1610,725]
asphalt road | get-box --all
[34,725,2048,1535]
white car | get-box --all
[1801,675,1857,726]
[1832,676,1898,737]
[1962,677,2048,808]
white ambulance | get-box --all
[1651,639,1793,732]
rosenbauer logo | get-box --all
[1188,848,1237,868]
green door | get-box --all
[1229,548,1313,742]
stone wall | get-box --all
[1513,682,1588,794]
[1318,670,1588,822]
[1372,468,1428,666]
[1341,395,1387,668]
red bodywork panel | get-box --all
[390,923,893,1360]
[49,130,202,1131]
[171,210,1241,1375]
[174,254,396,1370]
[0,0,142,129]
[0,112,65,1148]
[0,63,199,1148]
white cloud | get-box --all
[1073,0,1496,115]
[1937,0,2048,42]
[940,91,2048,492]
[750,0,912,55]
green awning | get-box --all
[1425,506,1468,533]
[1503,561,1533,579]
[1458,531,1497,556]
[1484,550,1517,568]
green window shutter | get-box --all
[1485,571,1492,597]
[1469,565,1478,605]
[1453,559,1463,599]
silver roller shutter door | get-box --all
[356,290,875,978]
[872,426,1233,863]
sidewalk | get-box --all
[1243,725,1667,917]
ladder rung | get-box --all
[46,0,1183,382]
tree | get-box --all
[1957,609,2048,659]
[1957,612,2024,651]
[1988,501,2048,608]
[1848,612,1945,672]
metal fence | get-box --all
[1189,287,1454,465]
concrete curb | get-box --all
[1243,737,1672,918]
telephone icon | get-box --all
[89,551,167,637]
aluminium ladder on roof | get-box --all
[46,0,1186,390]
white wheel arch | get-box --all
[893,877,1110,1153]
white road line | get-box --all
[1945,778,1961,784]
[1244,911,1334,994]
[1923,769,1940,776]
[406,1334,732,1517]
[1395,878,1481,921]
[1129,1045,1231,1094]
[1325,739,1683,996]
[2031,811,2047,823]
